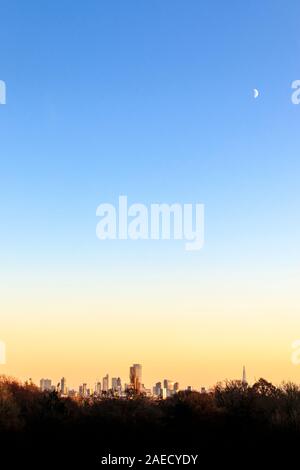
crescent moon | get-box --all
[253,88,259,99]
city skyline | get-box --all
[0,336,298,390]
[0,332,298,389]
[38,363,249,397]
[2,362,254,394]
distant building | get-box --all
[117,377,122,390]
[79,383,91,397]
[153,382,162,397]
[242,366,247,385]
[40,378,52,392]
[163,380,174,391]
[95,382,102,395]
[112,377,118,390]
[102,374,109,392]
[60,377,67,395]
[129,364,142,392]
[111,377,122,393]
[174,382,180,392]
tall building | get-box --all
[40,378,52,392]
[117,377,122,390]
[163,379,174,391]
[174,382,180,392]
[112,377,122,393]
[130,364,142,392]
[60,377,67,395]
[95,382,102,395]
[153,382,162,397]
[242,366,247,384]
[102,374,109,392]
[163,379,175,398]
[111,377,118,390]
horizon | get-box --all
[0,364,296,392]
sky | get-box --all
[0,0,300,390]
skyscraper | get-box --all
[130,364,142,392]
[242,366,247,384]
[95,382,102,395]
[111,377,122,393]
[117,377,122,390]
[60,377,67,395]
[153,382,162,397]
[111,377,118,391]
[40,378,52,392]
[102,374,109,392]
[163,379,174,391]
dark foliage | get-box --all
[0,376,299,466]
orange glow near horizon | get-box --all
[1,266,299,390]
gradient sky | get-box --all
[1,0,300,390]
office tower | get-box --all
[242,366,247,384]
[163,380,175,397]
[129,364,142,392]
[111,377,122,392]
[82,383,87,397]
[174,382,179,392]
[95,382,102,395]
[154,382,162,397]
[102,374,109,392]
[40,378,52,392]
[60,377,67,395]
[112,377,118,391]
[117,377,122,391]
[163,379,174,391]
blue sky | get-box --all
[1,0,300,273]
